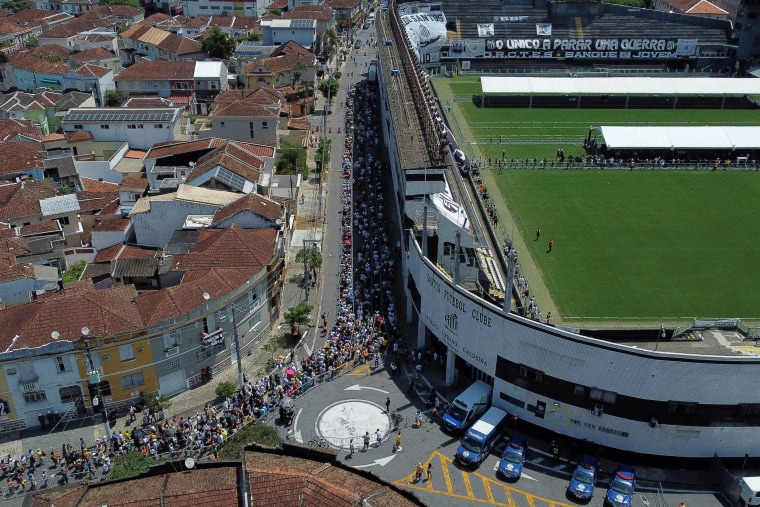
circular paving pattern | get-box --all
[315,399,391,448]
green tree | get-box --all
[0,52,8,64]
[220,9,228,15]
[262,333,286,359]
[62,260,87,283]
[1,0,29,13]
[24,35,38,49]
[242,32,262,42]
[104,89,122,107]
[217,423,282,460]
[292,60,306,86]
[140,391,171,412]
[108,452,154,480]
[295,247,322,277]
[201,25,235,60]
[267,8,282,15]
[275,139,306,176]
[319,78,338,102]
[314,137,330,172]
[283,302,313,338]
[99,0,143,11]
[215,381,237,399]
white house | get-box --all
[261,18,317,49]
[61,107,183,150]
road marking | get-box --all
[396,450,577,507]
[347,363,371,376]
[344,384,389,393]
[294,408,303,442]
[354,455,397,468]
[462,468,474,498]
[522,472,538,481]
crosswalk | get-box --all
[394,450,577,507]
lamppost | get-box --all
[82,326,111,440]
[655,324,666,351]
[204,292,245,388]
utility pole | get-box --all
[82,327,111,442]
[303,238,310,303]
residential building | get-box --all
[69,48,122,74]
[184,140,268,193]
[143,137,226,190]
[119,171,148,214]
[79,4,146,27]
[0,139,46,181]
[196,88,281,143]
[181,0,262,19]
[37,17,113,49]
[0,91,94,136]
[63,64,116,107]
[654,0,730,19]
[0,20,41,54]
[66,31,119,54]
[234,40,278,70]
[61,107,184,151]
[0,119,44,142]
[4,9,73,35]
[326,0,362,31]
[119,25,206,65]
[115,60,227,113]
[242,40,317,89]
[278,4,335,57]
[1,52,73,92]
[211,191,284,229]
[260,17,317,49]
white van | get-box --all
[740,476,760,505]
[368,12,376,22]
[442,380,492,432]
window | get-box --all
[119,344,135,362]
[220,121,225,128]
[59,216,70,226]
[127,124,136,129]
[100,125,110,129]
[120,372,145,390]
[738,403,760,416]
[211,83,217,89]
[518,365,543,383]
[261,121,268,129]
[55,356,66,373]
[59,385,82,404]
[589,388,617,404]
[73,124,83,129]
[196,341,225,361]
[155,124,163,129]
[667,401,697,415]
[163,330,181,349]
[23,391,46,403]
[167,358,180,370]
[249,121,255,138]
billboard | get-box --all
[449,39,486,57]
[399,11,447,63]
[478,37,698,59]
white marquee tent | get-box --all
[481,76,760,96]
[599,126,760,150]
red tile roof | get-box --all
[19,220,60,235]
[92,217,131,232]
[157,31,204,55]
[76,191,119,213]
[75,63,112,79]
[80,177,119,193]
[243,40,315,76]
[116,60,196,81]
[326,0,361,9]
[123,96,174,108]
[22,43,71,61]
[146,138,225,160]
[120,171,147,191]
[0,141,46,177]
[213,192,283,223]
[0,119,43,142]
[40,17,110,39]
[187,141,265,183]
[65,130,94,142]
[8,53,71,75]
[70,47,118,64]
[280,4,335,22]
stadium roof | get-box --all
[600,126,760,150]
[481,77,760,96]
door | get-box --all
[158,370,186,397]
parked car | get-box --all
[355,39,363,49]
[605,465,636,507]
[497,436,528,480]
[567,455,599,501]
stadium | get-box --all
[372,0,760,464]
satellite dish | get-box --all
[184,457,195,469]
[81,327,90,337]
[275,218,283,225]
[203,292,210,301]
[51,331,60,340]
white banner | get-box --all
[477,23,494,37]
[399,11,447,62]
[536,23,552,36]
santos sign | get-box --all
[481,38,697,59]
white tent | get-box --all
[481,76,760,96]
[600,126,760,150]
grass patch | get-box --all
[496,170,760,319]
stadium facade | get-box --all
[377,0,760,462]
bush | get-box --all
[215,381,237,399]
[62,260,87,283]
[217,423,282,460]
[108,451,154,480]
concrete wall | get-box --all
[132,199,221,247]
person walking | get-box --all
[385,397,390,413]
[375,429,383,446]
[426,462,433,481]
[414,462,424,482]
[548,239,554,253]
[363,432,370,451]
[349,439,355,457]
[393,431,402,452]
[535,228,541,240]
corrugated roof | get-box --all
[39,193,80,217]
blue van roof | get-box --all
[467,406,508,436]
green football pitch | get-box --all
[433,77,760,321]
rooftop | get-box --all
[39,194,80,217]
[213,192,283,222]
[116,60,196,81]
